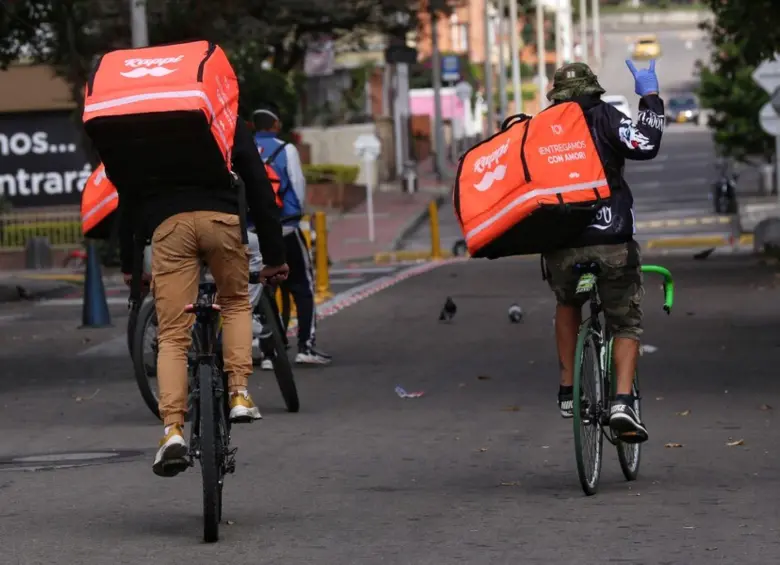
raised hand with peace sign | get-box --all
[625,59,659,97]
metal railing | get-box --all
[0,209,82,250]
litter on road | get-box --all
[395,386,425,399]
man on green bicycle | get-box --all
[543,60,664,443]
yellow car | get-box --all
[632,35,661,59]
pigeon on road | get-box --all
[439,296,457,322]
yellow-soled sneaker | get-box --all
[229,391,262,423]
[152,424,188,477]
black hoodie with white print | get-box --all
[565,93,665,248]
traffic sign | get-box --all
[752,54,780,94]
[772,88,780,116]
[759,102,780,136]
[442,55,460,82]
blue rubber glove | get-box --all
[625,59,659,97]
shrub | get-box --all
[303,164,360,185]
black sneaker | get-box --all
[558,390,575,419]
[558,387,589,419]
[295,347,332,366]
[609,399,648,443]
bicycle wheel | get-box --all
[616,373,642,481]
[197,363,222,543]
[131,299,161,420]
[259,292,300,413]
[572,323,604,496]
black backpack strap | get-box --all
[233,173,249,245]
[264,141,288,164]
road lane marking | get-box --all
[635,215,731,230]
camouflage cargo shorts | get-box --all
[543,241,644,340]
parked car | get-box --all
[666,94,700,124]
[632,35,661,59]
[602,95,632,120]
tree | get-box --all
[0,0,421,115]
[701,0,780,67]
[696,1,779,164]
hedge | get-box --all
[303,164,360,185]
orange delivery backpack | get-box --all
[80,162,119,239]
[454,102,611,259]
[82,40,239,194]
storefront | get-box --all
[0,63,91,209]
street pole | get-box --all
[129,0,149,48]
[776,138,780,201]
[497,0,509,121]
[484,0,495,135]
[555,4,563,69]
[508,0,523,114]
[591,0,601,67]
[579,0,587,64]
[560,0,574,64]
[430,2,446,180]
[536,0,547,110]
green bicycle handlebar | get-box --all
[640,264,674,314]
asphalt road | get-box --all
[1,253,779,563]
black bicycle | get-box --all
[131,270,299,420]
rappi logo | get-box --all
[472,140,509,192]
[120,56,184,79]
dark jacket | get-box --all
[565,93,665,248]
[118,119,285,272]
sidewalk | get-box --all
[325,181,449,264]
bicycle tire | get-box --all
[572,323,604,496]
[127,308,137,357]
[131,299,161,420]
[616,374,642,481]
[259,292,300,413]
[198,363,222,543]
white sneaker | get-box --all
[261,358,273,371]
[295,347,332,366]
[152,424,188,477]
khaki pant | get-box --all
[151,211,252,427]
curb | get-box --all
[374,250,454,264]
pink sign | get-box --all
[409,88,464,121]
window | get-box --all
[449,14,469,54]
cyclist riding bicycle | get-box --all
[252,103,332,366]
[117,116,289,477]
[542,60,664,444]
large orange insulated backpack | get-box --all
[454,102,611,259]
[82,40,239,195]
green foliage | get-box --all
[0,0,422,130]
[303,164,360,185]
[701,0,780,67]
[697,3,777,164]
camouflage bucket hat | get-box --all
[546,62,606,102]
